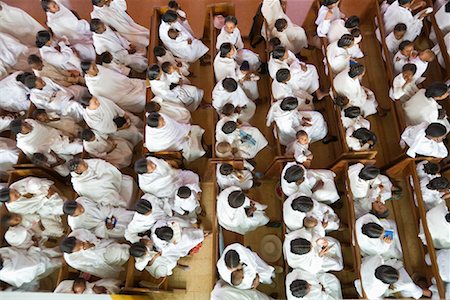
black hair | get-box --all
[322,0,339,6]
[352,128,377,146]
[219,42,233,58]
[68,157,82,172]
[222,78,238,92]
[272,45,286,60]
[1,213,18,226]
[27,54,42,65]
[348,63,365,78]
[135,198,153,214]
[370,208,390,219]
[145,101,161,114]
[425,82,448,98]
[113,116,127,128]
[224,249,240,268]
[398,0,412,6]
[168,0,179,9]
[177,186,192,199]
[92,0,103,6]
[269,37,281,48]
[375,265,399,284]
[398,40,413,51]
[345,16,360,29]
[129,242,147,257]
[351,28,361,38]
[146,112,160,128]
[240,61,250,71]
[22,73,38,89]
[0,188,11,203]
[290,279,309,298]
[36,30,51,48]
[361,222,384,238]
[219,163,233,175]
[161,61,172,73]
[32,108,46,119]
[161,10,178,23]
[155,226,174,241]
[60,236,77,253]
[276,68,290,83]
[100,51,113,64]
[81,129,95,141]
[225,15,238,25]
[280,97,299,111]
[221,103,235,116]
[80,61,93,74]
[337,34,354,48]
[9,119,24,135]
[147,64,161,80]
[344,106,362,118]
[63,200,78,216]
[80,97,92,108]
[425,123,447,138]
[274,18,288,32]
[423,162,440,175]
[445,213,450,223]
[394,23,407,32]
[41,0,55,12]
[426,177,450,190]
[358,165,380,181]
[291,196,313,212]
[284,165,304,183]
[153,45,167,57]
[402,63,417,74]
[228,190,246,208]
[221,121,237,134]
[290,238,311,255]
[134,158,148,174]
[90,18,103,33]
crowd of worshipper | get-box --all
[0,0,449,299]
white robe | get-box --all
[0,71,30,112]
[285,140,312,163]
[237,69,259,101]
[216,164,253,191]
[216,243,274,288]
[268,50,298,79]
[383,1,424,41]
[64,229,129,278]
[433,32,450,68]
[0,2,44,46]
[39,41,81,72]
[401,122,448,159]
[0,246,61,288]
[355,213,403,259]
[403,89,443,126]
[0,137,18,175]
[281,162,340,204]
[0,32,30,78]
[214,54,238,82]
[150,96,191,124]
[216,117,268,159]
[156,50,190,76]
[171,183,202,220]
[68,197,134,239]
[355,255,423,299]
[91,0,149,48]
[419,202,450,249]
[283,228,343,273]
[286,270,342,300]
[333,70,378,117]
[389,73,419,101]
[93,26,148,73]
[144,113,205,162]
[315,5,342,37]
[271,25,308,54]
[283,192,339,234]
[212,79,256,121]
[46,1,95,61]
[326,41,350,74]
[385,31,405,54]
[54,278,122,294]
[419,176,446,211]
[124,194,169,243]
[216,186,269,235]
[70,158,131,207]
[85,65,145,113]
[211,279,274,300]
[416,160,440,182]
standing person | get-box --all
[315,0,345,38]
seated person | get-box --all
[419,202,450,248]
[216,162,254,191]
[54,277,122,294]
[270,18,308,55]
[389,63,419,102]
[286,130,314,166]
[171,185,203,222]
[401,122,448,159]
[385,23,407,55]
[347,127,377,151]
[99,51,131,75]
[286,269,342,300]
[326,34,354,74]
[33,109,82,137]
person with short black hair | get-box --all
[389,63,419,102]
[326,15,364,59]
[0,71,31,113]
[326,34,354,73]
[217,186,269,234]
[61,228,130,278]
[54,277,122,294]
[154,45,190,76]
[33,108,82,137]
[216,243,275,289]
[285,269,342,299]
[214,42,239,82]
[315,0,345,37]
[347,127,377,151]
[91,0,149,48]
[216,162,254,190]
[172,184,203,221]
[419,202,450,248]
[401,122,448,159]
[341,106,370,138]
[355,254,431,298]
[236,60,260,101]
[286,130,313,166]
[410,49,435,83]
[385,23,408,54]
[416,160,440,182]
[284,228,343,272]
[393,40,415,74]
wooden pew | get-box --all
[386,158,446,298]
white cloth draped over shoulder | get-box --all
[389,73,419,101]
[39,40,82,72]
[150,96,191,124]
[68,197,134,239]
[54,278,122,294]
[315,5,343,37]
[0,32,31,78]
[212,79,256,121]
[383,1,424,41]
[419,202,450,249]
[213,54,238,82]
[216,243,274,289]
[0,71,30,112]
[281,162,340,204]
[46,0,95,61]
[403,89,444,126]
[355,255,423,299]
[0,1,45,46]
[283,228,343,273]
[216,164,253,190]
[270,24,308,54]
[0,246,61,288]
[286,269,342,300]
[91,0,149,48]
[401,122,448,158]
[85,65,145,113]
[0,137,18,176]
[63,229,129,278]
[138,156,181,198]
[216,186,269,235]
[211,279,274,300]
[268,50,298,79]
[326,41,350,74]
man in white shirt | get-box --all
[401,122,448,158]
[389,63,419,102]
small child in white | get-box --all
[286,130,313,166]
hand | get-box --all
[312,180,324,192]
[83,241,95,250]
[325,9,334,20]
[187,39,192,45]
[322,220,328,228]
[300,64,307,72]
[128,44,137,54]
[177,62,183,67]
[92,285,108,294]
[47,187,56,197]
[251,274,260,289]
[382,235,393,244]
[319,246,330,257]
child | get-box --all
[237,61,260,101]
[389,63,419,102]
[99,51,130,76]
[161,61,190,85]
[153,45,190,76]
[286,130,313,166]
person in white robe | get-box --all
[326,34,353,74]
[355,255,430,299]
[284,192,339,234]
[216,186,269,235]
[427,249,450,285]
[420,175,449,211]
[0,32,35,78]
[12,117,82,156]
[333,63,379,117]
[216,117,268,160]
[33,110,82,138]
[211,279,274,300]
[268,45,302,79]
[159,10,208,63]
[272,65,323,101]
[216,16,260,70]
[416,160,441,182]
[433,32,450,68]
[270,18,308,54]
[327,15,358,43]
[212,77,256,121]
[61,228,129,278]
[409,49,435,83]
[0,246,61,288]
[285,130,314,165]
[281,162,340,204]
[69,157,134,208]
[217,243,274,289]
[82,96,143,147]
[171,184,202,222]
[0,71,30,112]
[54,278,122,294]
[356,213,403,259]
[214,42,239,82]
[124,195,169,243]
[82,61,145,113]
[283,228,343,273]
[419,202,450,248]
[43,0,96,61]
[216,162,254,191]
[393,40,415,75]
[383,0,429,41]
[100,51,131,75]
[403,83,449,126]
[401,122,448,158]
[385,23,407,54]
[267,97,328,145]
[91,0,149,48]
[91,18,147,73]
[82,129,133,169]
[145,112,205,162]
[146,96,191,124]
[434,2,450,36]
[389,63,419,102]
[0,1,45,46]
[286,269,342,300]
[0,137,18,176]
[237,62,260,101]
[315,0,344,37]
[64,197,134,239]
[168,1,194,35]
[154,45,190,77]
[341,106,371,134]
